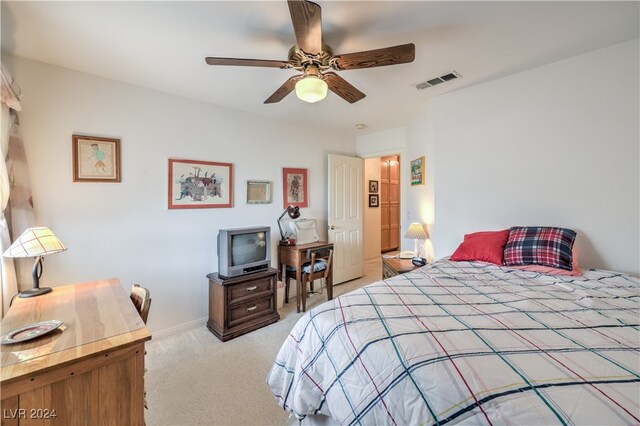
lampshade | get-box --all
[3,227,67,258]
[404,223,428,240]
[295,76,328,103]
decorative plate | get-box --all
[0,320,63,345]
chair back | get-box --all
[308,249,333,281]
[130,284,152,324]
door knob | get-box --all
[329,225,336,230]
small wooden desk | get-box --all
[0,278,151,426]
[382,256,419,278]
[277,241,334,313]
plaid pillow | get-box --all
[503,226,577,270]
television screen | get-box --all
[231,232,267,266]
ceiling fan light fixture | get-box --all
[295,76,327,103]
[206,1,415,105]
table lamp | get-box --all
[405,222,428,257]
[2,227,67,298]
[277,205,301,243]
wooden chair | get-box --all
[285,249,333,312]
[130,284,151,413]
[130,284,152,324]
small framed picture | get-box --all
[72,135,121,182]
[411,156,425,186]
[282,168,308,209]
[168,158,233,209]
[369,180,379,193]
[368,194,379,208]
[247,180,271,204]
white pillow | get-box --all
[289,219,320,245]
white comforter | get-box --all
[267,259,640,425]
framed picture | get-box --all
[369,194,379,207]
[411,156,425,186]
[247,180,271,204]
[282,168,308,209]
[72,135,121,182]
[369,180,379,193]
[168,158,233,209]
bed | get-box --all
[267,259,640,425]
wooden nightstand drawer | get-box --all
[228,296,274,328]
[383,261,397,279]
[227,276,273,305]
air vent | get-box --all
[415,71,462,90]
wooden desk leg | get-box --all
[296,266,302,313]
[301,270,307,313]
[277,249,282,281]
[327,269,333,301]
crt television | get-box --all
[218,226,270,278]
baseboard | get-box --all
[152,316,208,340]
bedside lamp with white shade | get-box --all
[404,222,428,257]
[2,227,67,298]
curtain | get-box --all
[1,64,24,316]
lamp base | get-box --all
[19,287,53,298]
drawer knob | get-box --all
[246,305,258,312]
[246,286,258,292]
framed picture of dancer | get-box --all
[282,168,308,209]
[72,135,121,182]
[168,159,234,209]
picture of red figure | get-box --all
[282,168,308,209]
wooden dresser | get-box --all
[207,268,279,341]
[0,279,151,426]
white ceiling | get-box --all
[1,1,638,135]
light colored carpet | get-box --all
[145,259,382,426]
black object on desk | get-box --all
[412,257,427,267]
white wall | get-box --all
[4,56,356,335]
[406,39,640,275]
[405,101,436,262]
[356,127,414,253]
[363,158,381,260]
[356,127,407,158]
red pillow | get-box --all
[450,230,510,265]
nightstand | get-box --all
[382,256,420,279]
[206,268,280,341]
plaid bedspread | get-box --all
[267,259,640,425]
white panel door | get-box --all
[328,154,364,284]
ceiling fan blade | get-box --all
[287,0,322,55]
[205,57,290,69]
[264,75,303,104]
[332,43,415,70]
[323,72,366,104]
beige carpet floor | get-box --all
[145,259,382,426]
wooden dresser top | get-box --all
[0,278,151,383]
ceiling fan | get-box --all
[205,0,415,104]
